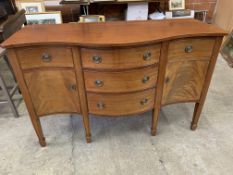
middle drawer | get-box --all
[84,66,158,93]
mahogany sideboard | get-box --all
[2,19,227,147]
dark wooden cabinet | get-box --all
[2,19,226,146]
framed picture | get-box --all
[169,0,185,11]
[26,12,63,25]
[17,0,45,13]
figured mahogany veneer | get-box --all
[84,65,158,93]
[2,19,227,146]
[168,38,215,62]
[24,69,80,116]
[87,88,155,116]
[17,46,74,70]
[81,44,160,69]
[162,60,209,105]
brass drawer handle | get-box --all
[95,80,104,87]
[143,51,152,61]
[142,76,150,83]
[92,56,102,64]
[185,45,193,53]
[41,53,52,62]
[140,98,148,105]
[97,102,105,109]
[69,84,77,91]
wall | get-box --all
[185,0,217,20]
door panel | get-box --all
[24,69,80,116]
[162,60,209,105]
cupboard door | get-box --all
[24,69,80,116]
[162,60,209,105]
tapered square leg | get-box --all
[191,103,202,131]
[151,108,160,136]
[30,117,46,147]
[82,115,91,143]
[39,137,46,147]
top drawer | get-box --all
[168,38,215,62]
[16,46,74,70]
[81,44,161,70]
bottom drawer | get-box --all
[87,88,155,116]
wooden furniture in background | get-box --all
[2,19,226,146]
[0,0,26,43]
[213,0,233,67]
[214,0,233,33]
[79,15,105,22]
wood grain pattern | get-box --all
[84,65,158,93]
[168,38,215,62]
[162,60,209,105]
[81,44,160,70]
[7,49,46,147]
[16,46,74,70]
[87,88,155,116]
[1,19,227,48]
[24,69,81,116]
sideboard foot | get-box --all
[39,137,46,147]
[191,123,198,131]
[86,135,91,143]
[151,130,157,136]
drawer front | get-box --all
[84,66,158,93]
[87,88,155,116]
[17,46,74,69]
[24,69,80,116]
[81,44,161,69]
[168,38,215,62]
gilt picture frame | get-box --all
[169,0,185,11]
[26,11,63,25]
[17,0,45,13]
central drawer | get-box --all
[84,65,158,93]
[87,88,155,116]
[81,44,161,70]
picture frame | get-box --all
[169,0,185,11]
[26,11,63,25]
[17,0,45,13]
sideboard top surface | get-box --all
[2,19,227,48]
